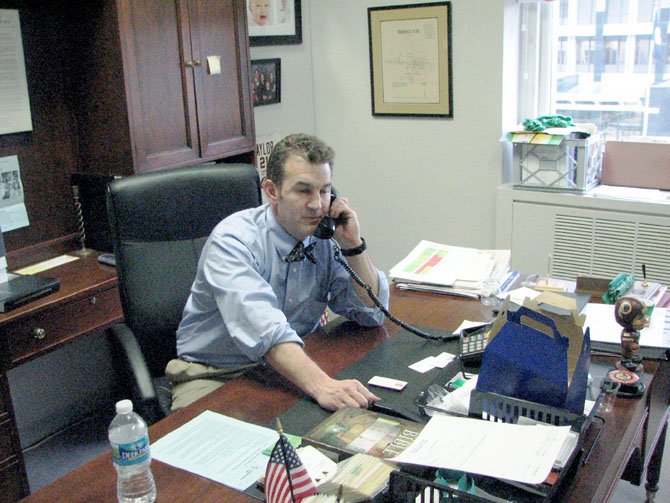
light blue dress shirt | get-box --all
[176,204,390,368]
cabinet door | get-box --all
[188,0,255,160]
[117,0,201,172]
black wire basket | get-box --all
[390,389,605,502]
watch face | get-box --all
[608,368,640,385]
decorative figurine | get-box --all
[613,296,647,373]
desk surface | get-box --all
[21,287,669,503]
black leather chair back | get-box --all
[106,164,262,378]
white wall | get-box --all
[253,0,506,272]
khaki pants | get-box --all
[165,359,256,411]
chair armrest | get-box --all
[107,323,167,423]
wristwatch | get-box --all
[341,237,367,257]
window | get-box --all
[575,37,595,71]
[604,36,626,71]
[517,0,670,142]
[635,35,652,71]
[606,0,628,24]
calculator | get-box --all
[459,323,492,365]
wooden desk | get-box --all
[0,252,123,502]
[21,288,670,502]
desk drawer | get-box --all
[2,286,122,366]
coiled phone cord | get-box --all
[332,243,453,342]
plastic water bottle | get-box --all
[108,399,157,503]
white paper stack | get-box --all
[389,240,510,297]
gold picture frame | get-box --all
[368,2,453,118]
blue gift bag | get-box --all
[476,305,590,415]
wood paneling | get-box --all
[0,3,80,254]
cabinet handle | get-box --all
[184,60,194,68]
[90,296,97,305]
[193,60,201,66]
[33,327,46,340]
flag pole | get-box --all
[275,418,297,503]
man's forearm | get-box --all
[265,342,331,397]
[264,342,379,411]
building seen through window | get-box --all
[549,0,670,140]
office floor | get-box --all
[24,409,113,493]
[25,414,669,501]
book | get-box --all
[302,407,424,460]
[0,273,60,313]
[315,453,396,503]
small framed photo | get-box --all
[368,2,453,118]
[248,0,302,47]
[251,59,281,107]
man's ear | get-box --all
[262,178,279,204]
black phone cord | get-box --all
[332,243,452,342]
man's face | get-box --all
[264,154,332,241]
[249,0,270,25]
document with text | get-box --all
[393,414,570,485]
[151,410,278,491]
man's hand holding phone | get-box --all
[327,194,364,250]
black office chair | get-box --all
[106,163,262,424]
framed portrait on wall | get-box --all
[251,59,281,106]
[368,2,453,118]
[248,0,302,46]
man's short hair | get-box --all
[266,134,335,186]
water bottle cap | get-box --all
[115,399,133,414]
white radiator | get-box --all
[496,186,670,284]
[551,213,670,284]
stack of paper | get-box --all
[584,303,670,348]
[389,241,510,297]
[393,414,571,485]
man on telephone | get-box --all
[166,134,389,411]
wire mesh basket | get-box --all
[392,389,604,502]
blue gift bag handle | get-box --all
[510,305,567,344]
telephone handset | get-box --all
[314,190,347,239]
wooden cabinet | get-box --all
[71,0,255,176]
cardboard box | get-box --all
[602,140,670,190]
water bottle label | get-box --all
[111,435,150,467]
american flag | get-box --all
[265,433,316,503]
